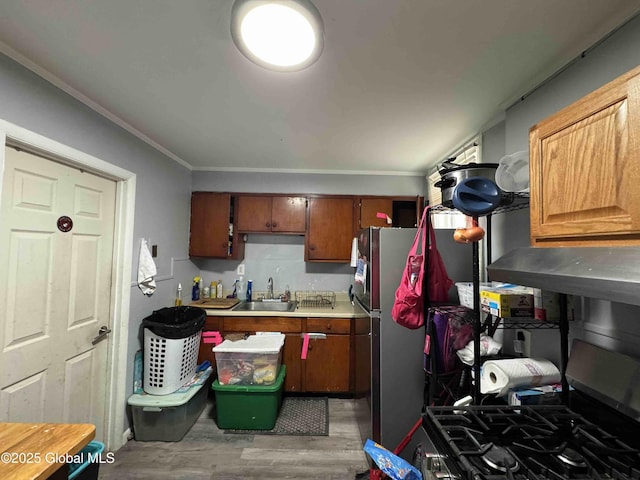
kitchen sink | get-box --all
[232,301,297,312]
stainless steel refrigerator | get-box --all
[353,226,472,456]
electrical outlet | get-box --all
[514,329,532,357]
[237,264,245,275]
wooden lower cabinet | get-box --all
[303,318,351,393]
[207,315,355,393]
[304,335,350,392]
[282,334,303,392]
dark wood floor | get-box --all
[99,396,370,479]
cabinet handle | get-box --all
[309,245,315,251]
[266,222,271,228]
[326,323,331,330]
[272,222,277,228]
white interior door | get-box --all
[0,146,116,441]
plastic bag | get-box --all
[457,334,502,366]
[141,306,206,339]
[363,439,422,480]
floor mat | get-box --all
[224,396,329,436]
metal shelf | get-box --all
[430,192,529,215]
[430,306,560,331]
[425,194,569,406]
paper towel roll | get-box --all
[480,358,560,396]
[350,237,358,267]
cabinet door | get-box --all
[360,198,393,228]
[530,66,640,247]
[359,196,423,229]
[189,192,232,257]
[304,318,351,393]
[236,196,272,233]
[271,196,307,233]
[304,335,350,392]
[306,197,355,262]
[282,334,303,392]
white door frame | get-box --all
[0,119,135,451]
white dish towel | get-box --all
[137,238,157,296]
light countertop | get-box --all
[193,298,367,319]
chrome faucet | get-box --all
[267,277,274,299]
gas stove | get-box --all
[421,402,640,480]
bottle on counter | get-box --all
[216,279,223,298]
[192,276,201,301]
[175,283,182,306]
[246,279,253,302]
[236,276,245,300]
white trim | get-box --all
[106,175,135,452]
[0,40,191,171]
[192,166,426,176]
[0,119,136,451]
[121,428,132,446]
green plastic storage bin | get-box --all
[212,365,286,430]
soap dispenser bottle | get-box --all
[246,279,253,302]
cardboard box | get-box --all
[533,289,561,322]
[508,384,572,406]
[481,288,534,318]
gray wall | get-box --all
[192,171,427,297]
[0,53,199,432]
[485,14,640,361]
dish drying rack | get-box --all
[295,291,336,309]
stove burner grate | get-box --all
[481,444,519,473]
[423,405,640,480]
[557,447,588,468]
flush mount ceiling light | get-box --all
[231,0,324,72]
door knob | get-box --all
[92,326,112,345]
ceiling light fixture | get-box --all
[231,0,324,72]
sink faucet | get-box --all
[267,277,274,299]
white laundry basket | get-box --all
[141,306,206,395]
[143,329,201,395]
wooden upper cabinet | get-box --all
[358,196,423,229]
[189,192,245,259]
[360,197,393,228]
[529,65,640,247]
[236,195,307,233]
[306,197,355,262]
